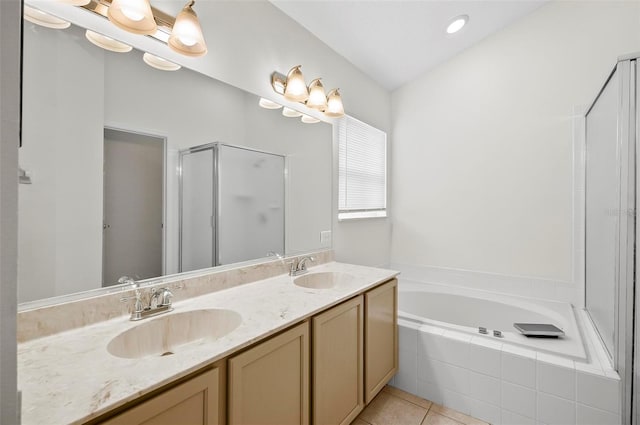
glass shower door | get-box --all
[179,146,215,273]
[585,67,620,359]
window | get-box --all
[338,115,387,220]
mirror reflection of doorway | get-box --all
[102,128,165,286]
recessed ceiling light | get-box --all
[446,15,468,34]
[24,5,71,29]
[142,53,181,71]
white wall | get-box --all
[0,0,21,419]
[391,1,640,301]
[20,24,104,302]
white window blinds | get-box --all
[338,115,387,220]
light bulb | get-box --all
[324,89,345,118]
[168,1,207,57]
[306,78,327,111]
[107,0,157,35]
[283,65,309,102]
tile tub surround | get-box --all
[18,260,398,425]
[17,249,333,342]
[393,315,622,425]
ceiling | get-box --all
[270,0,548,90]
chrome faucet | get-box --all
[289,256,315,276]
[119,276,174,321]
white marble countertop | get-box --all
[18,262,398,425]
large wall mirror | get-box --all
[19,9,333,305]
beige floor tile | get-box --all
[421,411,464,425]
[351,419,371,425]
[429,404,489,425]
[383,385,433,410]
[358,391,428,425]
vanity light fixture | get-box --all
[271,65,345,118]
[59,0,208,58]
[446,15,468,34]
[85,30,133,52]
[324,89,345,118]
[24,5,71,29]
[282,65,309,102]
[168,0,207,57]
[107,0,157,35]
[258,98,283,110]
[306,78,328,111]
[143,52,181,71]
[282,107,303,118]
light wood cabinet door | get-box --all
[100,365,224,425]
[312,295,364,425]
[228,321,309,425]
[364,278,398,403]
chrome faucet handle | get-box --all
[298,256,315,271]
[159,288,173,307]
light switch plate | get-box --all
[320,230,332,247]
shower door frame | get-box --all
[585,57,637,425]
[178,142,287,271]
[178,142,217,273]
[618,58,636,425]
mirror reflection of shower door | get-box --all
[180,147,214,273]
[217,145,285,265]
[103,129,164,286]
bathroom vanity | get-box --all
[17,257,398,425]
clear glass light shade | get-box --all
[301,114,320,124]
[24,6,70,29]
[168,1,207,57]
[85,30,132,53]
[58,0,91,5]
[259,98,282,110]
[282,107,302,118]
[283,66,309,102]
[446,15,468,34]
[324,89,345,117]
[143,53,181,71]
[306,78,327,111]
[107,0,157,35]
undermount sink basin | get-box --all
[107,309,242,359]
[294,272,354,289]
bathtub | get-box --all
[398,280,586,360]
[393,280,622,425]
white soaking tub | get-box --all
[398,280,585,360]
[393,280,622,425]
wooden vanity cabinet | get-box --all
[364,278,398,403]
[93,277,397,425]
[312,295,364,425]
[98,363,225,425]
[228,321,310,425]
